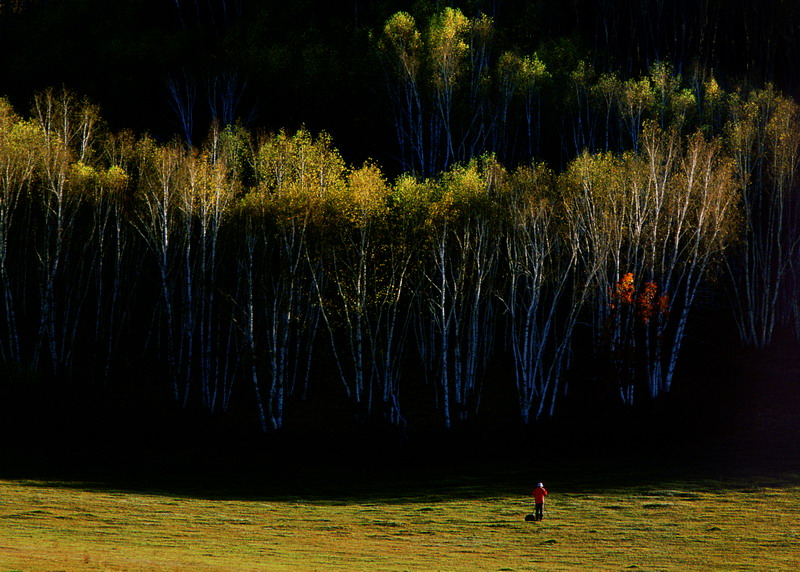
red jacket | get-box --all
[532,486,548,503]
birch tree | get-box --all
[428,7,470,172]
[135,138,188,403]
[379,11,425,175]
[569,60,597,156]
[236,128,335,431]
[460,13,493,161]
[86,129,139,382]
[30,88,98,377]
[654,128,740,393]
[517,53,549,159]
[560,150,640,402]
[0,99,39,366]
[184,147,237,411]
[593,72,622,152]
[725,87,800,348]
[419,156,501,427]
[167,71,197,147]
[619,76,655,152]
[564,124,740,403]
[636,124,740,396]
[72,156,132,382]
[321,163,402,420]
[500,162,583,421]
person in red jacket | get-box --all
[532,482,548,521]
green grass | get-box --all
[0,471,798,571]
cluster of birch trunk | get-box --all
[378,8,551,176]
[378,7,800,350]
[0,75,796,431]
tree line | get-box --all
[1,68,797,432]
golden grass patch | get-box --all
[0,476,797,570]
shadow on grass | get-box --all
[5,439,800,506]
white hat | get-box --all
[537,482,543,487]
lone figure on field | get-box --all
[532,482,548,521]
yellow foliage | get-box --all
[428,7,470,89]
[380,12,422,79]
[103,165,128,191]
[705,77,721,101]
[257,128,346,202]
[347,162,390,221]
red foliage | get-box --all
[637,281,658,324]
[657,293,670,317]
[610,272,635,309]
[610,273,669,324]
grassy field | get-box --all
[0,467,798,571]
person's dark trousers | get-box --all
[535,503,544,521]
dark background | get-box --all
[3,1,800,171]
